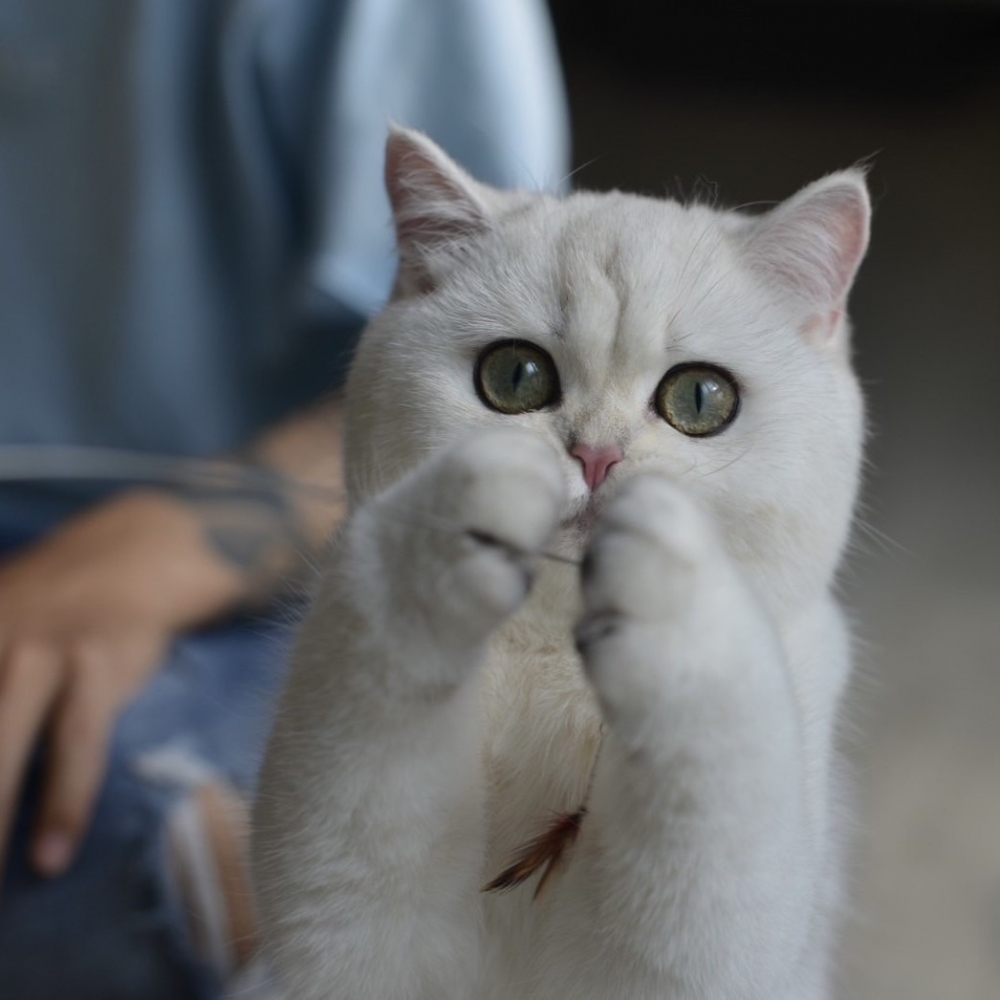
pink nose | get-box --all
[570,443,623,492]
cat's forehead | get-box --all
[495,192,754,373]
[549,191,724,270]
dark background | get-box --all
[547,2,1000,997]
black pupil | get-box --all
[512,359,538,394]
[694,380,704,413]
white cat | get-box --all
[251,126,870,1000]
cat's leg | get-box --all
[251,428,565,1000]
[537,475,825,1000]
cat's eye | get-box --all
[475,340,561,414]
[655,363,739,437]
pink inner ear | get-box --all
[750,177,870,309]
[384,130,489,257]
[801,309,845,346]
[819,189,869,299]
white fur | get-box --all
[251,127,870,999]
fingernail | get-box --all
[34,831,73,876]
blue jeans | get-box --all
[0,531,292,998]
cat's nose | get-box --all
[569,443,623,492]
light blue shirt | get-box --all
[0,0,568,526]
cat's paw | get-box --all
[574,475,744,736]
[365,427,567,653]
[577,474,725,626]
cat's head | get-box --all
[345,127,869,610]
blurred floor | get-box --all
[555,17,1000,1000]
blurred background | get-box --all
[545,1,1000,997]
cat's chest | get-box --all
[478,601,603,878]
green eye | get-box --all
[655,363,739,437]
[475,340,561,414]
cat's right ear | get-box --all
[743,170,871,344]
[385,125,494,297]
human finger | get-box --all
[31,650,119,878]
[0,643,63,879]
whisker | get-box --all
[852,517,911,558]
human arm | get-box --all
[0,395,346,884]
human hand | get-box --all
[0,489,247,883]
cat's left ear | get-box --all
[384,125,495,297]
[743,170,870,343]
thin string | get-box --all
[374,499,581,567]
[0,444,581,568]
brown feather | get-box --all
[482,807,587,901]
